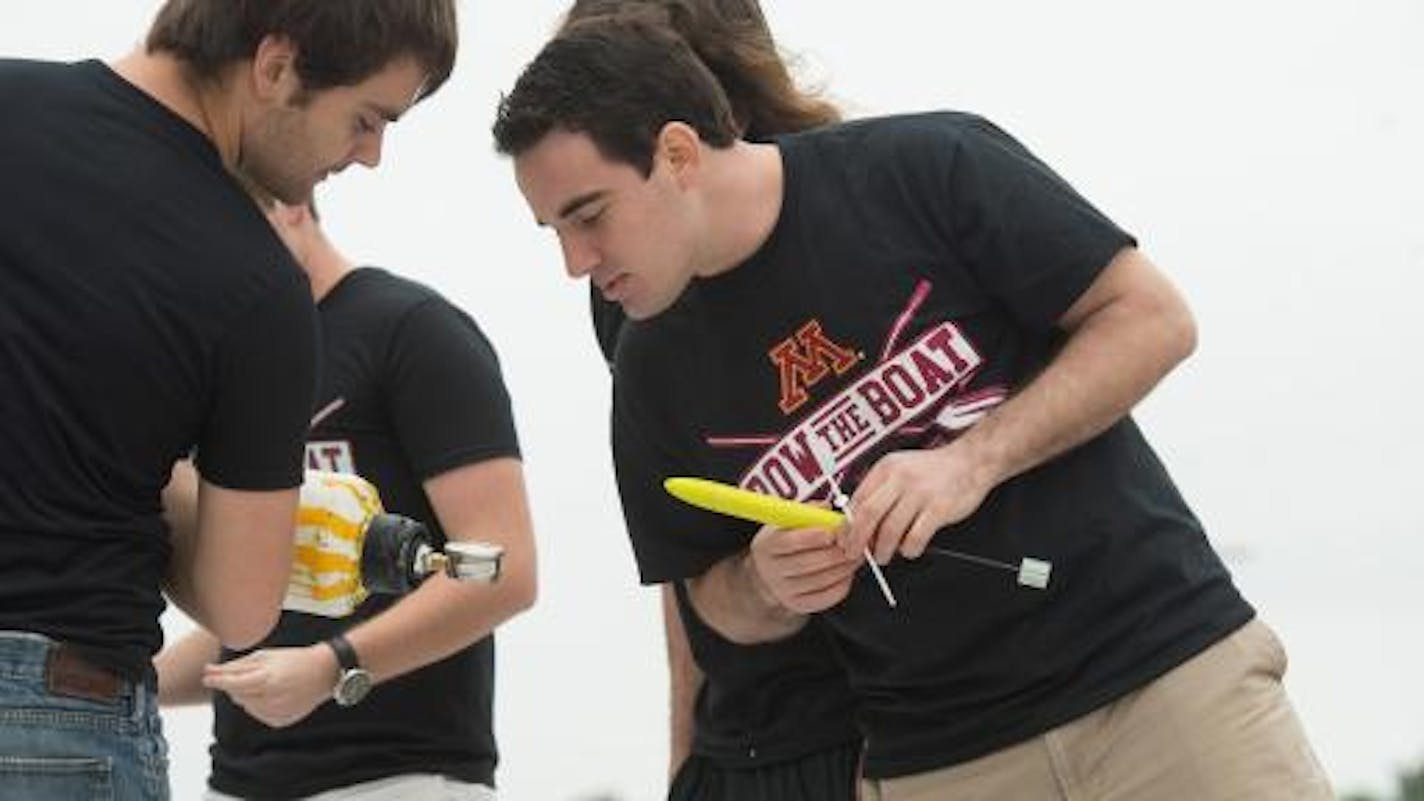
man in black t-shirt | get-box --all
[567,5,864,796]
[156,200,536,801]
[493,17,1333,800]
[0,2,456,799]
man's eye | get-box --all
[577,208,606,228]
[355,117,376,134]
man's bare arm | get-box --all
[845,248,1198,562]
[162,460,296,648]
[663,583,701,777]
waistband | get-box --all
[0,630,147,704]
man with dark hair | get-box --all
[145,0,457,102]
[0,2,456,798]
[559,5,863,800]
[156,198,537,801]
[135,0,458,204]
[495,17,1333,800]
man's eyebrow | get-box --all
[555,190,608,222]
[364,101,403,123]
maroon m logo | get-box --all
[768,320,859,415]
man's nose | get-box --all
[560,233,599,279]
[352,129,385,169]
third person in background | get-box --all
[158,197,536,801]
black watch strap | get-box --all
[326,633,361,672]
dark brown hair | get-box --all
[493,14,741,177]
[146,0,458,100]
[561,0,840,139]
[533,3,843,363]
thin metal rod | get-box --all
[923,546,1018,573]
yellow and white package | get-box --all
[284,470,384,618]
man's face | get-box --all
[515,129,698,320]
[240,56,428,205]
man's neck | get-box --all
[696,141,785,279]
[110,50,242,170]
[303,240,355,303]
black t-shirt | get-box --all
[0,60,316,682]
[209,268,521,799]
[614,112,1254,779]
[671,581,859,767]
[589,286,626,370]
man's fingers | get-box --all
[786,565,856,613]
[204,656,264,676]
[900,509,941,559]
[871,494,921,564]
[845,479,898,557]
[770,542,856,580]
[202,670,267,695]
[760,525,841,556]
[781,558,858,600]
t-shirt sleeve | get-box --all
[196,269,317,490]
[611,362,756,585]
[920,114,1137,329]
[382,297,521,480]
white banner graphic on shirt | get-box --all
[739,322,987,500]
[306,441,355,474]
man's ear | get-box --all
[250,34,301,104]
[655,122,703,188]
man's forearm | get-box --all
[341,561,535,685]
[160,463,294,648]
[341,458,539,684]
[662,584,701,776]
[685,552,808,645]
[153,628,221,706]
[160,459,209,624]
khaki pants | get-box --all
[861,619,1332,801]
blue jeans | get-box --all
[0,631,169,800]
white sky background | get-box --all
[4,1,1422,798]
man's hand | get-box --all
[201,645,339,728]
[842,440,996,564]
[747,522,860,614]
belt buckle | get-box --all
[45,643,124,703]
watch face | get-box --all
[334,668,373,707]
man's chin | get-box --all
[271,182,315,207]
[619,296,650,320]
[233,168,312,207]
[622,296,673,321]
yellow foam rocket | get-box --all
[664,476,1052,592]
[663,477,845,531]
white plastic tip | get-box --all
[445,542,504,582]
[1017,558,1052,589]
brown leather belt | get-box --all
[44,642,125,703]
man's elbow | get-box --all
[212,604,282,651]
[1130,279,1198,372]
[1162,302,1198,368]
[503,559,538,615]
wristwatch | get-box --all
[326,633,372,707]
